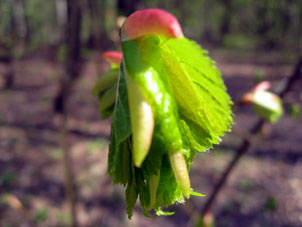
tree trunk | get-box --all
[53,0,82,113]
[54,0,67,44]
[0,0,15,89]
[219,0,232,43]
[86,0,111,49]
[117,0,141,16]
[20,0,31,44]
[52,1,82,226]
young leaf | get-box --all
[122,37,191,199]
[92,69,119,95]
[169,151,190,198]
[96,8,233,218]
[125,70,155,167]
[108,65,132,181]
[98,84,117,112]
[190,189,206,197]
[155,208,175,216]
[160,37,233,148]
[92,51,122,118]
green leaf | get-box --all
[98,84,117,113]
[125,71,154,167]
[126,169,138,219]
[93,68,119,119]
[122,37,189,209]
[155,207,175,216]
[92,69,119,95]
[108,65,132,182]
[104,34,233,218]
[160,37,233,149]
[190,189,206,197]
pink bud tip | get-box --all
[101,51,122,66]
[252,81,271,92]
[121,8,184,40]
[241,81,271,104]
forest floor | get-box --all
[0,50,301,227]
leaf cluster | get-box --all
[107,35,233,218]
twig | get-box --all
[55,1,82,226]
[188,56,302,226]
[60,114,77,227]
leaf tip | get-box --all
[169,151,191,199]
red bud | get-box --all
[252,81,270,92]
[121,8,183,40]
[101,51,122,66]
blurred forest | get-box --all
[0,0,302,226]
[0,0,301,56]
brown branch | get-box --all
[200,119,263,216]
[53,0,83,114]
[54,1,83,226]
[189,56,302,226]
[60,114,77,227]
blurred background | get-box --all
[0,0,301,226]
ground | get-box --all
[0,51,301,227]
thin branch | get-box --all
[60,114,77,227]
[188,56,302,226]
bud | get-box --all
[169,151,190,198]
[121,9,183,41]
[125,72,154,167]
[252,91,283,123]
[101,51,122,66]
[241,81,283,123]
